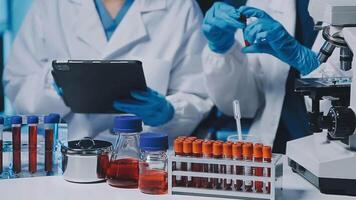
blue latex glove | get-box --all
[202,2,246,54]
[238,6,320,75]
[113,88,175,127]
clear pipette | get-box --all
[233,100,243,141]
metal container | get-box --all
[61,137,112,183]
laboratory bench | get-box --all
[0,156,354,200]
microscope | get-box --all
[286,0,356,196]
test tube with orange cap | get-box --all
[202,141,213,188]
[263,145,272,193]
[222,142,233,190]
[173,139,184,187]
[212,141,223,189]
[243,142,253,192]
[182,140,193,187]
[253,144,263,193]
[192,139,203,188]
[232,142,244,191]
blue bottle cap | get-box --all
[49,113,61,123]
[0,116,4,124]
[11,116,22,124]
[27,115,39,124]
[113,116,142,133]
[140,132,168,151]
[44,115,58,124]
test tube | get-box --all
[182,140,193,187]
[28,116,39,174]
[173,139,184,187]
[232,142,244,191]
[0,117,4,174]
[202,141,213,189]
[243,143,253,192]
[239,15,250,46]
[263,146,272,193]
[192,139,203,188]
[11,116,22,174]
[212,141,223,189]
[222,142,233,190]
[253,144,263,193]
[44,115,55,173]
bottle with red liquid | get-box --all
[0,117,4,175]
[263,145,272,194]
[139,132,168,195]
[182,140,193,187]
[11,116,22,175]
[232,142,243,191]
[212,141,223,190]
[253,144,263,193]
[44,115,58,174]
[27,116,38,174]
[201,141,213,189]
[192,139,203,188]
[222,142,233,190]
[107,116,142,188]
[243,142,253,192]
[173,139,184,187]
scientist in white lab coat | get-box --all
[3,0,213,141]
[202,0,350,153]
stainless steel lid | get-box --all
[61,137,112,155]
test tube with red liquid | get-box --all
[27,116,39,174]
[182,140,193,187]
[173,139,184,187]
[212,141,223,189]
[222,142,233,190]
[243,142,253,192]
[263,146,272,193]
[201,141,213,189]
[232,142,243,191]
[192,139,203,188]
[44,115,56,173]
[253,144,263,193]
[11,116,22,174]
[0,117,4,175]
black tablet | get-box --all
[52,60,147,113]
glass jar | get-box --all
[107,116,142,188]
[139,132,168,195]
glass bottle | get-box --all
[107,116,142,188]
[27,116,39,174]
[11,116,22,175]
[139,132,168,195]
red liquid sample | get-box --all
[212,142,222,190]
[0,140,2,174]
[12,126,21,174]
[139,167,168,195]
[97,154,109,179]
[29,125,37,174]
[173,139,184,187]
[192,140,203,188]
[254,144,263,193]
[222,143,233,190]
[182,140,192,187]
[243,143,253,192]
[263,146,272,194]
[239,15,251,47]
[233,142,244,191]
[201,141,213,189]
[45,129,54,172]
[106,158,139,188]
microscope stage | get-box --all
[286,132,356,196]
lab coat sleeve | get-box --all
[3,1,70,115]
[202,38,262,118]
[145,1,213,140]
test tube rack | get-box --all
[168,153,283,200]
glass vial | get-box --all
[44,115,57,174]
[107,116,142,188]
[222,142,233,190]
[232,142,243,191]
[212,141,223,189]
[182,140,193,187]
[11,116,22,174]
[243,142,253,192]
[139,132,168,195]
[201,141,213,189]
[28,116,39,174]
[263,146,272,193]
[192,139,203,188]
[253,144,263,193]
[173,139,184,187]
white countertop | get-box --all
[0,156,355,200]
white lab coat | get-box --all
[4,0,213,142]
[202,0,351,145]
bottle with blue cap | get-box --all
[44,114,58,174]
[107,116,143,188]
[28,115,39,174]
[0,116,4,174]
[138,132,169,195]
[11,116,22,174]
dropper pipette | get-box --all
[233,100,243,141]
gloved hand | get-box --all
[113,88,174,127]
[238,6,320,75]
[202,2,246,54]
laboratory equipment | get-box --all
[233,100,243,141]
[0,117,4,175]
[61,138,112,183]
[138,132,168,195]
[44,115,57,173]
[169,137,283,200]
[286,0,356,196]
[106,116,142,188]
[27,116,38,174]
[11,116,22,174]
